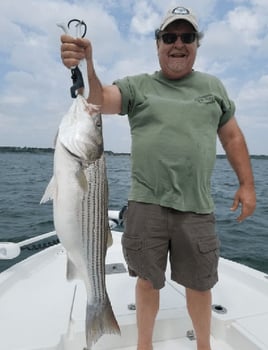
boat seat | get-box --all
[210,258,268,350]
[227,314,268,350]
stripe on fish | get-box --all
[81,155,120,347]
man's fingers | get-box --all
[231,198,256,222]
[230,197,240,212]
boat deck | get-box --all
[0,231,268,350]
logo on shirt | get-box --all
[172,7,190,15]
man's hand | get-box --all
[230,184,256,222]
[60,35,92,68]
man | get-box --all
[61,6,256,350]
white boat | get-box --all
[0,210,268,350]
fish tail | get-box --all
[85,294,120,347]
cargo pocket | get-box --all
[197,236,220,279]
[122,235,143,274]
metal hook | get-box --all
[58,19,87,97]
[67,19,87,38]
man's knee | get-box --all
[137,278,155,291]
[186,288,212,308]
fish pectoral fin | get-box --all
[76,169,88,192]
[40,176,57,203]
[66,256,80,281]
[107,228,113,248]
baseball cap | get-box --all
[159,6,199,32]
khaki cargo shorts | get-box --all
[122,201,220,291]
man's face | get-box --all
[157,20,198,80]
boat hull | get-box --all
[0,231,268,350]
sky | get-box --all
[0,0,267,154]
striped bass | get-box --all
[41,94,120,349]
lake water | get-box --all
[0,148,267,274]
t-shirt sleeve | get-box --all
[218,98,235,128]
[113,77,135,116]
[215,79,236,128]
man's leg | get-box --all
[186,288,212,350]
[136,278,159,350]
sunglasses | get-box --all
[158,32,197,44]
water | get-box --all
[0,148,267,274]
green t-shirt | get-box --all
[114,71,235,213]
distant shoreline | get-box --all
[0,146,267,159]
[0,146,130,156]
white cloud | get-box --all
[236,75,268,125]
[130,1,160,35]
[227,6,265,46]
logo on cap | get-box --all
[172,7,190,15]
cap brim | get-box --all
[160,16,198,32]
